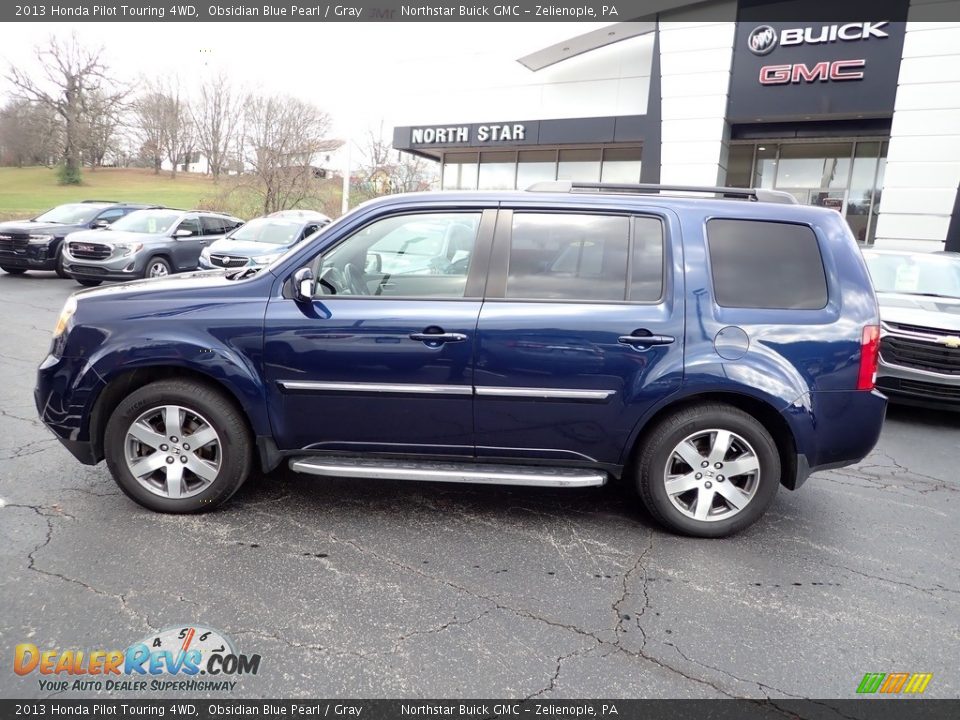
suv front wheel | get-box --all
[104,380,253,513]
[635,404,780,538]
[144,257,172,279]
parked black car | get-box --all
[0,201,153,278]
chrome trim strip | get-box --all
[475,386,615,400]
[878,355,960,381]
[290,458,607,488]
[279,381,473,395]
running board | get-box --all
[289,456,607,488]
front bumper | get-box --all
[62,254,146,282]
[0,245,59,271]
[876,356,960,409]
[34,353,105,465]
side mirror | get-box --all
[174,229,193,238]
[292,267,315,302]
[365,252,382,274]
[93,219,110,228]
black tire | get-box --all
[55,246,69,278]
[104,379,253,513]
[1,266,26,275]
[635,403,780,538]
[76,278,102,287]
[143,256,172,279]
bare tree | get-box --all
[0,99,61,167]
[160,78,193,179]
[192,72,240,179]
[242,93,332,214]
[356,120,436,196]
[79,90,123,169]
[132,87,169,174]
[5,32,125,182]
[130,78,193,177]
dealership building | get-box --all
[393,0,960,251]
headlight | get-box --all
[200,247,211,259]
[52,296,78,338]
[114,243,143,257]
[28,234,55,244]
[252,252,283,265]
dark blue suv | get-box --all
[35,183,887,537]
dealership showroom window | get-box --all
[394,0,960,251]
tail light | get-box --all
[857,325,881,390]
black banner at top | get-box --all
[2,0,954,23]
[1,699,959,720]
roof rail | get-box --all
[80,199,119,203]
[525,181,798,205]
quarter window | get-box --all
[706,219,828,309]
[505,213,663,302]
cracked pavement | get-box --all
[1,272,958,700]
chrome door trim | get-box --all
[475,386,615,400]
[278,380,473,395]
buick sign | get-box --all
[748,22,889,56]
[748,26,778,55]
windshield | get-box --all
[108,209,181,235]
[34,203,104,225]
[227,218,303,245]
[865,252,960,300]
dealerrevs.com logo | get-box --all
[748,26,778,55]
[13,625,262,693]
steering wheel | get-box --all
[318,265,346,295]
[343,263,368,296]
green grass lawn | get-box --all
[0,166,224,221]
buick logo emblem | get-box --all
[748,25,778,55]
[222,256,231,264]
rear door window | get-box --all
[504,213,663,302]
[706,219,828,310]
[200,216,226,236]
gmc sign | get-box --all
[759,59,867,85]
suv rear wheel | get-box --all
[104,380,253,513]
[635,404,780,538]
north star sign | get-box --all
[411,124,527,145]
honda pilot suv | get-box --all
[62,208,244,285]
[35,183,887,537]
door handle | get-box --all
[409,331,468,344]
[618,332,675,347]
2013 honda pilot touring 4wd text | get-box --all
[35,183,887,537]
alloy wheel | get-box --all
[663,428,761,522]
[123,404,221,498]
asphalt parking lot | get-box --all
[1,271,958,700]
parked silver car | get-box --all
[862,249,960,409]
[62,209,244,286]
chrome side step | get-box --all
[289,456,607,488]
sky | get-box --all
[1,22,612,145]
